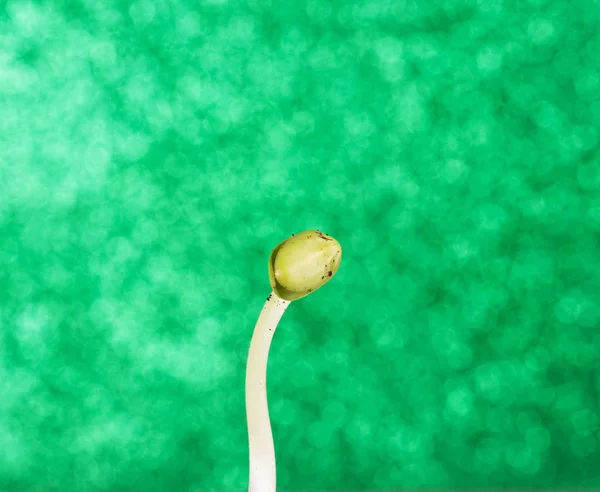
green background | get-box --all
[1,0,600,490]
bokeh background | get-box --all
[1,0,600,490]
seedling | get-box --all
[246,230,342,492]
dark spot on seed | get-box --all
[328,271,332,277]
[308,288,312,293]
[267,294,272,301]
[316,230,331,241]
[291,233,294,237]
[321,276,324,280]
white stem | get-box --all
[246,292,290,492]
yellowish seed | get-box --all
[268,230,342,301]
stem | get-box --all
[246,292,290,492]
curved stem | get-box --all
[246,292,290,492]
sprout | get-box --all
[246,230,342,492]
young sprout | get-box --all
[246,230,342,492]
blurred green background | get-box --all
[1,0,600,490]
